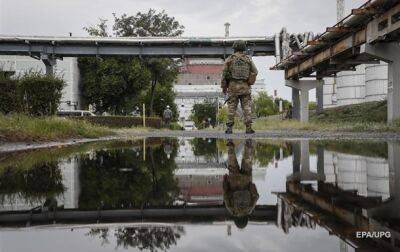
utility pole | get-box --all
[224,23,230,38]
[143,103,146,127]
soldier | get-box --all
[223,139,259,229]
[221,40,258,134]
[163,105,173,127]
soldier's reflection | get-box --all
[223,139,259,229]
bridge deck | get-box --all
[272,0,400,79]
[0,35,275,58]
[0,205,277,226]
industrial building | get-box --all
[323,0,389,109]
[174,57,267,123]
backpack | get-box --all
[230,55,251,81]
[164,109,172,119]
[233,190,251,209]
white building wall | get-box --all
[323,78,337,108]
[0,55,81,111]
[323,151,337,183]
[174,79,266,122]
[56,157,80,209]
[336,153,367,195]
[365,156,390,200]
[323,151,390,200]
[365,62,388,102]
[336,65,366,106]
[56,58,82,110]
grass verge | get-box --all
[0,114,113,142]
[251,118,400,132]
[215,101,400,133]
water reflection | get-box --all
[87,226,185,252]
[78,140,179,210]
[0,138,399,251]
[223,140,259,229]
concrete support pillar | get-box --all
[40,54,57,76]
[363,43,400,123]
[317,145,325,180]
[286,79,322,122]
[316,79,324,114]
[292,89,300,120]
[292,141,301,174]
[287,140,325,182]
[369,142,400,219]
[300,140,310,174]
[388,142,400,201]
[300,89,309,122]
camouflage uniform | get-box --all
[163,108,173,127]
[221,51,258,133]
[223,140,259,228]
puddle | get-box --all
[0,137,398,251]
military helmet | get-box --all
[232,40,246,52]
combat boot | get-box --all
[225,123,233,134]
[245,124,255,134]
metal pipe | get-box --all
[274,34,281,64]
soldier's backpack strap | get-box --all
[242,55,257,85]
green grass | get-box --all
[251,117,400,133]
[311,101,387,123]
[0,113,113,142]
[214,101,400,133]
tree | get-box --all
[190,138,218,161]
[0,162,64,205]
[190,101,217,129]
[138,84,178,120]
[83,18,109,37]
[112,10,184,37]
[111,10,184,115]
[87,226,185,252]
[78,57,151,114]
[78,141,179,210]
[81,10,184,115]
[254,92,278,117]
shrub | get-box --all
[19,73,65,116]
[0,72,65,116]
[254,92,278,117]
[0,74,20,113]
[169,122,183,130]
[217,106,228,125]
[191,101,217,129]
[77,116,162,128]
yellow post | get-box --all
[142,103,146,127]
[143,138,146,161]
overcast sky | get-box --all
[0,0,366,100]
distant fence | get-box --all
[76,116,162,128]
